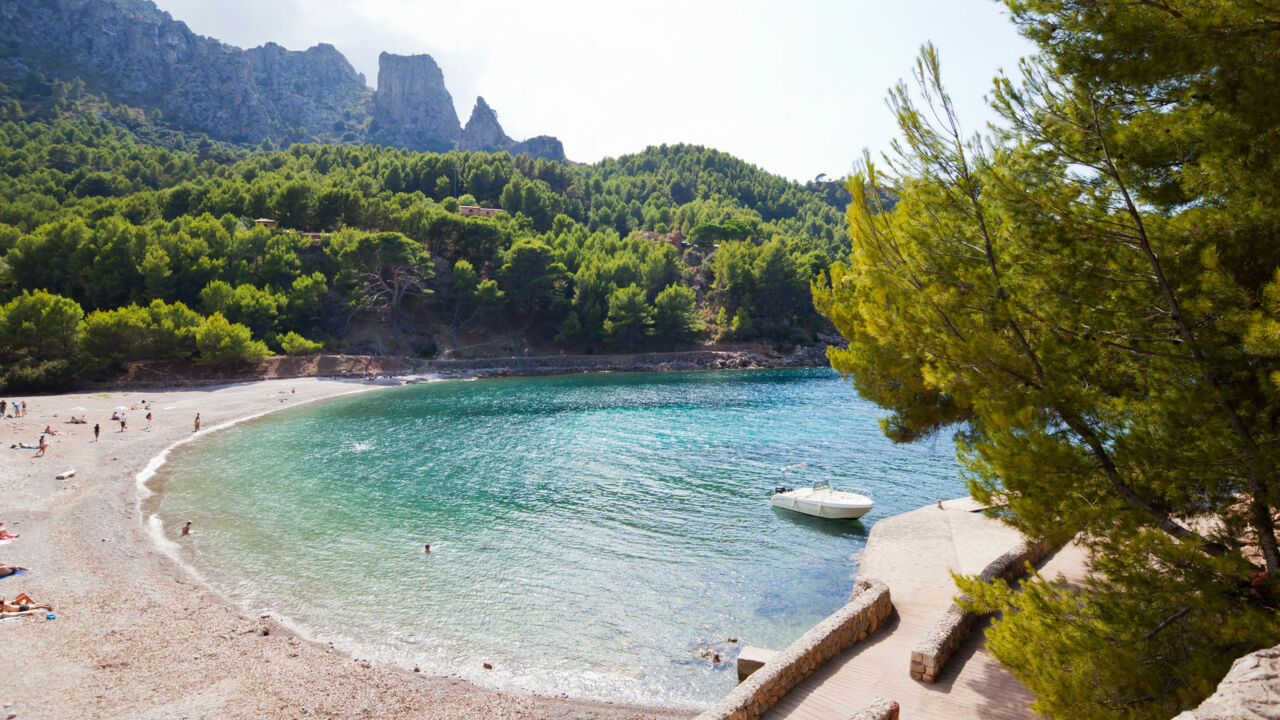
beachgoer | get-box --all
[424,544,431,553]
[1,400,7,416]
[0,564,26,578]
[193,413,200,432]
[34,436,46,458]
[93,423,100,442]
[181,521,191,536]
[0,523,17,540]
[937,499,943,510]
[20,401,27,416]
[1,593,51,613]
[145,412,152,431]
[119,417,126,432]
[291,387,295,394]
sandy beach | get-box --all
[0,376,691,720]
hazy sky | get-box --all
[149,0,1034,182]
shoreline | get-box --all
[1,375,693,720]
[88,346,831,391]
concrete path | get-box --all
[764,499,1083,720]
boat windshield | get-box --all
[811,479,831,491]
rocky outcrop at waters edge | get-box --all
[425,347,830,376]
[0,0,564,159]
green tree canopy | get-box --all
[335,231,434,332]
[0,290,83,362]
[194,312,268,365]
[814,14,1280,717]
[651,284,698,343]
[499,238,566,320]
[603,284,652,349]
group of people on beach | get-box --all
[7,399,198,456]
[0,522,52,617]
[1,400,28,418]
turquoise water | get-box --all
[155,369,965,709]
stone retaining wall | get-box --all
[697,578,892,720]
[909,538,1049,682]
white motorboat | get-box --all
[771,469,874,520]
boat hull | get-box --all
[771,490,873,519]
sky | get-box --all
[149,0,1035,182]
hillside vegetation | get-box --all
[0,79,848,389]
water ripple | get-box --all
[156,369,966,710]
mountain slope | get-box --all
[0,0,562,159]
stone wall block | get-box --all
[696,579,892,720]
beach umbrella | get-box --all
[112,405,128,413]
[68,406,87,414]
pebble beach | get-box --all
[0,376,690,720]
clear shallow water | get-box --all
[155,369,965,709]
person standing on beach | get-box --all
[20,401,26,416]
[93,423,100,441]
[119,415,126,432]
[145,412,152,431]
[1,400,7,417]
[34,435,46,457]
[193,413,200,432]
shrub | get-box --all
[279,331,322,355]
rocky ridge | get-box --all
[0,0,564,160]
[368,52,461,152]
[460,96,512,152]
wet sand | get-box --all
[0,377,690,720]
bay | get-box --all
[155,368,965,709]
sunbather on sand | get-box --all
[0,564,27,578]
[1,593,51,613]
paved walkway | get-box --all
[764,499,1087,720]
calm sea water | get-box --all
[154,368,965,709]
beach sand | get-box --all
[0,377,691,720]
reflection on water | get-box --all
[156,368,965,709]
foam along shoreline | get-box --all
[1,375,691,720]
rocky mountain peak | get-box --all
[0,0,566,160]
[368,52,461,152]
[461,96,512,152]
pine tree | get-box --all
[813,4,1280,713]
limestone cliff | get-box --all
[512,135,567,163]
[245,42,371,142]
[460,96,512,152]
[367,52,461,152]
[0,0,369,144]
[0,0,565,160]
[461,98,566,161]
